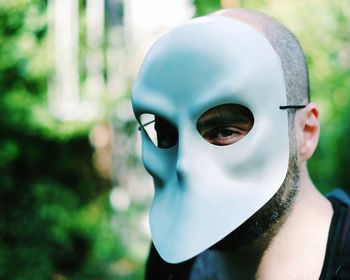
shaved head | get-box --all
[212,8,310,106]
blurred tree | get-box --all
[193,0,221,16]
[0,1,143,279]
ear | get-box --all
[298,103,320,161]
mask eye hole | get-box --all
[197,104,254,146]
[139,113,178,149]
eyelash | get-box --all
[203,127,243,139]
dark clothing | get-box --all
[319,195,350,279]
[145,245,195,280]
[146,191,350,280]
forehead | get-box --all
[132,16,285,120]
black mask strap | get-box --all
[279,105,307,110]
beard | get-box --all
[211,153,300,251]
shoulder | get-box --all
[320,189,350,279]
[327,188,350,205]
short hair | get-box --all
[212,9,310,106]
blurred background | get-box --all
[1,0,349,279]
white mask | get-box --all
[132,16,289,263]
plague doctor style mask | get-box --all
[132,16,295,263]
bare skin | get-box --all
[256,170,333,280]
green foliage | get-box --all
[193,0,221,16]
[0,1,144,279]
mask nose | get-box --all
[175,134,192,186]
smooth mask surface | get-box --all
[132,16,289,263]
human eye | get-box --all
[197,104,254,146]
[139,113,177,148]
[202,127,246,146]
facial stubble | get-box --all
[211,149,300,251]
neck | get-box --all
[255,168,333,279]
[191,168,333,280]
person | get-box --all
[131,8,350,280]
